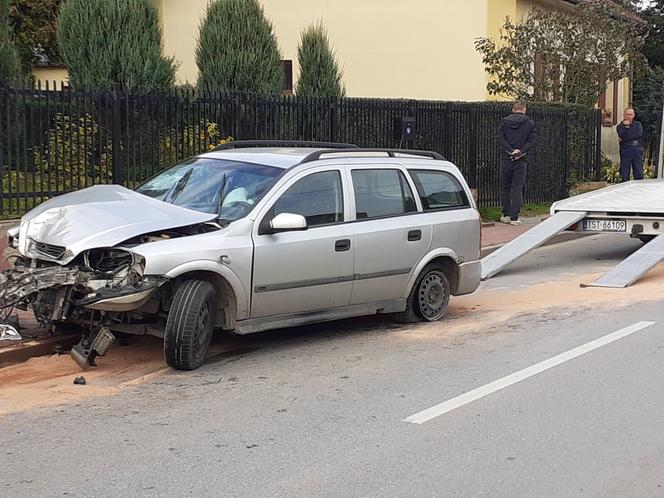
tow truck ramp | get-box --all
[481,211,587,280]
[584,233,664,288]
[481,180,664,288]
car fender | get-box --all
[164,260,249,320]
[404,248,460,296]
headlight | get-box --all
[7,226,19,249]
[85,248,141,273]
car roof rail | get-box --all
[299,148,446,164]
[211,140,360,151]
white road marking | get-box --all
[404,320,657,424]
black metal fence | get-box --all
[0,85,602,216]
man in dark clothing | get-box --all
[616,108,644,182]
[496,101,537,225]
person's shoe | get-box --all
[510,218,522,226]
[500,216,511,224]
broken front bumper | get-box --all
[0,264,167,320]
[0,265,84,307]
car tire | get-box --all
[394,264,450,323]
[164,280,216,371]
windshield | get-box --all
[136,158,283,222]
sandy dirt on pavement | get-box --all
[391,263,664,339]
[2,263,664,415]
[0,334,251,415]
[0,336,165,415]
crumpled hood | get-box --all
[19,184,217,264]
[503,113,530,129]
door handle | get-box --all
[335,239,351,252]
[408,230,422,242]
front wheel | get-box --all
[394,264,451,323]
[164,280,216,370]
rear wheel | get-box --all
[394,264,451,323]
[164,280,216,370]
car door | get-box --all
[251,168,355,318]
[349,165,432,305]
[408,167,479,262]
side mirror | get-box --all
[269,213,307,232]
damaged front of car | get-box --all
[0,184,219,368]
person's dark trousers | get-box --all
[500,156,527,220]
[619,145,644,182]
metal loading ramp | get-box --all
[584,234,664,288]
[481,211,587,280]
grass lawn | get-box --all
[478,202,551,222]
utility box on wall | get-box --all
[393,116,416,142]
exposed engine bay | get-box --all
[0,221,219,369]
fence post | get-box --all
[561,110,569,198]
[329,99,338,143]
[594,108,602,180]
[111,85,123,186]
[468,106,478,189]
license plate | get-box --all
[583,219,626,232]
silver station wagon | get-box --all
[1,142,481,370]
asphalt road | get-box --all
[3,234,664,497]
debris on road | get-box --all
[0,323,22,341]
[73,376,86,385]
[70,326,116,369]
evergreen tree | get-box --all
[0,0,20,86]
[642,0,664,67]
[196,0,283,94]
[634,65,664,138]
[57,0,175,90]
[9,0,63,70]
[295,22,344,97]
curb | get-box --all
[480,231,589,258]
[0,334,79,369]
[0,219,20,229]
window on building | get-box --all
[534,52,545,101]
[282,60,293,96]
[598,86,612,127]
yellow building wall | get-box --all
[486,0,517,100]
[156,0,490,100]
[489,0,517,35]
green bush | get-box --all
[33,113,113,191]
[0,0,20,86]
[602,157,655,183]
[296,22,344,97]
[159,120,233,168]
[57,0,175,90]
[195,0,283,94]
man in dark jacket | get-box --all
[496,101,537,225]
[616,108,644,182]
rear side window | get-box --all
[272,170,343,226]
[409,170,470,210]
[352,169,417,219]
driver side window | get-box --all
[272,171,344,227]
